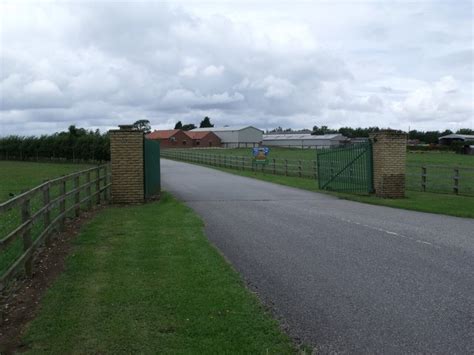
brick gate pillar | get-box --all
[109,125,144,204]
[370,130,407,198]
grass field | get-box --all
[21,193,295,353]
[0,161,92,202]
[0,161,95,278]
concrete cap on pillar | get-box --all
[118,124,135,131]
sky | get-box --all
[0,0,473,136]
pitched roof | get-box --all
[147,129,181,139]
[184,131,215,139]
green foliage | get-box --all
[181,123,196,131]
[174,121,183,129]
[311,125,338,135]
[456,128,474,135]
[451,140,474,154]
[199,116,214,128]
[132,119,151,133]
[0,126,110,161]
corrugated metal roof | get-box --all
[192,126,263,132]
[263,134,345,140]
[439,134,474,140]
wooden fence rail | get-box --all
[0,165,111,289]
[160,150,318,179]
[161,150,474,196]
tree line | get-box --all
[268,126,473,144]
[0,125,110,162]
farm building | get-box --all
[191,126,263,148]
[146,129,222,148]
[262,133,348,149]
[184,131,221,147]
[147,129,192,148]
[438,134,474,145]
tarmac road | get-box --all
[161,159,474,354]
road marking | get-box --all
[337,217,438,248]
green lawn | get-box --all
[21,193,294,353]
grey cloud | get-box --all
[0,0,472,136]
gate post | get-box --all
[370,130,407,198]
[109,124,144,204]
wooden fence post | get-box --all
[60,180,66,231]
[43,183,51,246]
[96,167,101,205]
[86,171,92,210]
[21,198,32,277]
[74,175,80,217]
[421,167,426,192]
[298,160,302,177]
[103,165,108,201]
[453,168,459,195]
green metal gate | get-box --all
[317,142,373,193]
[144,139,161,198]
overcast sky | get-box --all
[0,0,473,136]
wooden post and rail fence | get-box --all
[160,149,474,196]
[0,165,111,290]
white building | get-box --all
[191,126,263,148]
[262,133,348,149]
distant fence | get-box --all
[0,153,106,165]
[162,149,474,196]
[161,149,318,178]
[0,165,111,289]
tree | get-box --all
[132,120,151,134]
[456,128,474,135]
[312,125,336,135]
[174,121,183,129]
[181,123,196,131]
[199,116,214,128]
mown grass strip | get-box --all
[22,193,294,353]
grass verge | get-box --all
[170,160,473,219]
[21,193,294,353]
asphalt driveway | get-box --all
[161,159,474,354]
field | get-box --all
[0,161,95,278]
[0,161,93,202]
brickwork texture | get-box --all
[370,130,407,198]
[110,126,144,204]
